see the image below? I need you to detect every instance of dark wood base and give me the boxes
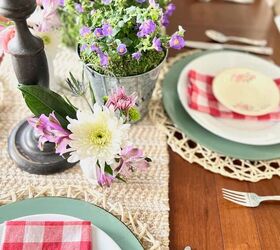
[8,119,76,175]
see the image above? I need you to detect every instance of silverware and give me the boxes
[205,29,267,46]
[222,188,280,207]
[199,0,254,3]
[185,41,273,55]
[224,0,254,3]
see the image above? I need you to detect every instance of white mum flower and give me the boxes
[67,104,130,172]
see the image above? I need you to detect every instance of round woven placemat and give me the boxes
[149,50,280,182]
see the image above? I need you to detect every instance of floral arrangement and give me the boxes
[0,0,62,62]
[19,76,150,187]
[63,0,185,77]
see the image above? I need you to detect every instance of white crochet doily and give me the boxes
[149,51,280,182]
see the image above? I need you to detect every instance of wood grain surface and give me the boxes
[167,0,280,249]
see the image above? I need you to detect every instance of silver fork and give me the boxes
[222,188,280,207]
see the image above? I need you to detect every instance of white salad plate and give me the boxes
[177,51,280,145]
[0,214,121,250]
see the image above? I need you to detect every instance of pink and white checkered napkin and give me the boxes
[0,221,92,250]
[187,70,280,121]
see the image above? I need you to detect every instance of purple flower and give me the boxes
[169,34,185,50]
[28,112,71,156]
[102,0,112,5]
[59,0,65,6]
[117,43,127,55]
[137,20,156,37]
[102,23,113,36]
[75,3,84,13]
[106,87,137,111]
[96,167,115,187]
[136,0,146,3]
[98,51,109,67]
[166,3,176,16]
[115,146,149,177]
[161,14,169,27]
[80,44,87,52]
[149,0,159,8]
[80,26,91,37]
[90,44,100,53]
[94,28,103,38]
[152,37,162,51]
[132,51,142,61]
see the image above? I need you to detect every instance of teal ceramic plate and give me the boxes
[0,197,143,250]
[162,50,280,160]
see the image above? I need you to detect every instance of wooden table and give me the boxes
[167,0,280,249]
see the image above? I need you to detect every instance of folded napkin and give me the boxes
[187,70,280,120]
[1,221,92,250]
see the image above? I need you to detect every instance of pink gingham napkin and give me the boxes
[187,70,280,121]
[0,221,92,250]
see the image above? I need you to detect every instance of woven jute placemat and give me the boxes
[149,50,280,183]
[0,47,170,250]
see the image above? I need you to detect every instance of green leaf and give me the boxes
[18,84,77,129]
[64,96,78,111]
[116,175,126,182]
[104,163,113,175]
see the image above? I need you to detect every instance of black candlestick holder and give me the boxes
[0,0,75,174]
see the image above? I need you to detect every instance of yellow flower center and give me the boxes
[89,124,112,147]
[42,35,51,45]
[174,39,179,45]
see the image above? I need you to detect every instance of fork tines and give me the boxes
[222,188,250,206]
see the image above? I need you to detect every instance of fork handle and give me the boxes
[260,196,280,202]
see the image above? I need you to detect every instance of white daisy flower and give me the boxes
[67,104,130,174]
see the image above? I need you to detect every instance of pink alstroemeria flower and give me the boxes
[96,167,115,187]
[116,146,149,177]
[0,26,15,53]
[0,16,12,63]
[29,0,61,32]
[28,112,71,156]
[106,87,137,111]
[0,25,4,63]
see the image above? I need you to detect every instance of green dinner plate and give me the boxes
[162,50,280,160]
[0,197,143,250]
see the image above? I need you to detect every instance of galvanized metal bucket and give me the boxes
[83,55,167,118]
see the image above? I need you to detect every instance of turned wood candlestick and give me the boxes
[0,0,75,174]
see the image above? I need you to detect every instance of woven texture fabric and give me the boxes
[1,221,92,250]
[187,70,280,120]
[149,50,280,182]
[0,47,170,250]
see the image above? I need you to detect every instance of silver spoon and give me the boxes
[199,0,254,3]
[205,29,267,46]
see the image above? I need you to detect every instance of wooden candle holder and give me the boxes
[0,0,75,174]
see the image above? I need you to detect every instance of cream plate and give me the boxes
[177,51,280,145]
[0,214,121,250]
[212,68,280,116]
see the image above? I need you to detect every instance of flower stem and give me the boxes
[82,95,94,113]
